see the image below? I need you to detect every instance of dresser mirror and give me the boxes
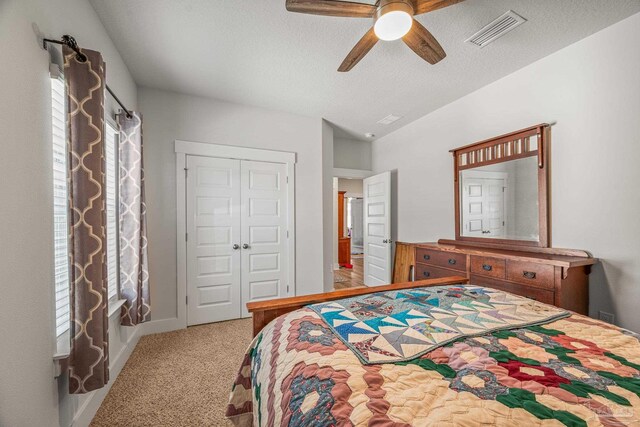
[452,124,550,247]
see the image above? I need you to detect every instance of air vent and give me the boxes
[377,114,402,125]
[465,10,526,48]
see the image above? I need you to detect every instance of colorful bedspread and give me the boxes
[308,285,570,364]
[227,288,640,426]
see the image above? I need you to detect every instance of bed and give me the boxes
[226,278,640,426]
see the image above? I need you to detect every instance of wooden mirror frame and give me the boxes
[452,124,551,248]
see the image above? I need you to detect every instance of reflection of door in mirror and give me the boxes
[461,172,506,238]
[460,156,540,242]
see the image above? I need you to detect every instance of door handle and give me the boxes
[242,244,250,249]
[232,244,240,250]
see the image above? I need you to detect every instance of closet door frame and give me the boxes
[175,140,296,329]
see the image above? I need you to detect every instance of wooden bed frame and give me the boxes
[246,276,468,337]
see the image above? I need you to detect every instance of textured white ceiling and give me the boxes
[90,0,640,140]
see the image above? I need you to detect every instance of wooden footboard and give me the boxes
[246,276,468,337]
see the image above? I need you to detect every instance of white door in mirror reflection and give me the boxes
[462,173,506,238]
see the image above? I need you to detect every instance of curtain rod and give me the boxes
[43,35,133,119]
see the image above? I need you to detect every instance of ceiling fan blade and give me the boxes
[402,19,446,65]
[338,27,378,72]
[286,0,377,18]
[411,0,464,16]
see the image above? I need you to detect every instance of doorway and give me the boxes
[334,178,365,289]
[332,171,393,289]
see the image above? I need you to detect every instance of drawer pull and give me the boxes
[482,264,493,272]
[423,254,430,260]
[423,271,430,277]
[523,271,537,280]
[448,259,456,265]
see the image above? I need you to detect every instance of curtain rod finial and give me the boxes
[61,35,87,62]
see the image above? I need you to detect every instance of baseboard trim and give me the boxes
[140,317,185,336]
[72,326,141,426]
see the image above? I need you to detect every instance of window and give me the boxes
[51,77,120,338]
[51,77,69,338]
[105,124,119,302]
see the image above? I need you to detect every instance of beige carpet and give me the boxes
[91,318,253,426]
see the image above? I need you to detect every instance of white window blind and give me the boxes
[105,124,119,301]
[52,78,120,338]
[51,78,69,337]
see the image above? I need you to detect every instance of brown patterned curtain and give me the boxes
[118,112,150,325]
[64,46,109,394]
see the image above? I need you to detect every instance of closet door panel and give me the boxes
[186,156,241,325]
[240,160,288,317]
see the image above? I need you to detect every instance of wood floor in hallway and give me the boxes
[333,255,366,290]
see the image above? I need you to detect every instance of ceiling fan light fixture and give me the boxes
[374,0,414,41]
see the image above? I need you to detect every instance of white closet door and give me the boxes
[186,156,241,326]
[240,160,288,317]
[363,171,391,286]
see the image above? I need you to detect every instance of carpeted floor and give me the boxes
[91,318,253,426]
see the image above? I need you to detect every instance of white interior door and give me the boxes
[461,175,506,238]
[363,171,391,286]
[240,160,289,317]
[485,178,506,237]
[186,156,241,326]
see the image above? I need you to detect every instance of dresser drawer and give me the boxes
[415,248,466,272]
[415,263,461,281]
[507,261,555,290]
[470,256,506,279]
[471,275,555,305]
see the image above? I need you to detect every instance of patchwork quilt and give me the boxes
[227,287,640,426]
[308,285,570,364]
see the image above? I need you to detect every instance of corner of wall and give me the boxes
[322,121,335,293]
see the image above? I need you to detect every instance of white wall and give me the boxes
[338,178,363,198]
[322,121,335,292]
[332,177,339,272]
[0,0,139,426]
[372,13,640,332]
[334,137,372,170]
[139,87,330,321]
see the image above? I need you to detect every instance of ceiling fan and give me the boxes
[286,0,463,72]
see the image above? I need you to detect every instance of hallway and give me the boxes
[333,255,365,290]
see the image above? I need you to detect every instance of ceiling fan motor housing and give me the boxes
[375,0,415,22]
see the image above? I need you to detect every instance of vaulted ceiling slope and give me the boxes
[90,0,640,140]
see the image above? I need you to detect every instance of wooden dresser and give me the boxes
[394,241,597,315]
